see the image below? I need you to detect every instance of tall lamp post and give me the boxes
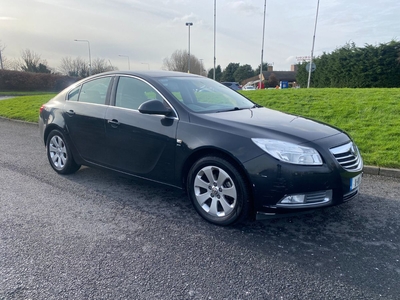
[74,39,91,76]
[307,0,320,88]
[213,0,216,80]
[185,22,193,73]
[119,54,130,70]
[260,0,267,89]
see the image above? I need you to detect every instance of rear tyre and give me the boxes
[46,130,80,175]
[187,156,250,226]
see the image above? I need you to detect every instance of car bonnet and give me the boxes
[201,107,343,144]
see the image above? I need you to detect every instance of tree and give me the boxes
[221,63,240,82]
[91,58,117,75]
[0,41,5,69]
[296,40,400,88]
[162,49,203,75]
[254,62,270,75]
[60,56,89,77]
[233,64,254,84]
[20,49,51,73]
[207,65,222,81]
[267,73,279,87]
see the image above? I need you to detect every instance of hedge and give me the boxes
[0,70,80,92]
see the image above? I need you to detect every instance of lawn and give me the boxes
[0,88,398,168]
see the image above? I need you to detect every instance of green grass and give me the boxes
[241,88,400,169]
[0,89,399,168]
[0,91,55,96]
[0,94,56,123]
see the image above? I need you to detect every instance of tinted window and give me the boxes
[156,77,254,113]
[78,77,111,104]
[115,76,161,110]
[67,86,80,101]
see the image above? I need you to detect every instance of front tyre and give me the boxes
[46,130,80,175]
[187,156,250,226]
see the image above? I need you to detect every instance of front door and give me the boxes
[104,76,178,184]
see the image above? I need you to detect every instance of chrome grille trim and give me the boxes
[330,142,363,171]
[305,191,329,203]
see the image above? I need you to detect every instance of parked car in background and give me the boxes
[242,85,256,91]
[221,82,241,91]
[39,71,363,226]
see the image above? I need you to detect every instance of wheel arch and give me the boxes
[181,147,254,200]
[43,123,65,146]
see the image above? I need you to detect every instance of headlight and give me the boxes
[251,139,323,165]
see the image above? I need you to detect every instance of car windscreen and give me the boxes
[155,76,255,113]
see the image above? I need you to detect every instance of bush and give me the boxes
[0,70,79,92]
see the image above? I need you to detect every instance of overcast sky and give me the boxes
[1,0,399,73]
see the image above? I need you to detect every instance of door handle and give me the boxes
[107,119,120,127]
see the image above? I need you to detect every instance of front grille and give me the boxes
[330,142,362,171]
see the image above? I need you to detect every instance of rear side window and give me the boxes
[67,86,80,101]
[75,77,111,104]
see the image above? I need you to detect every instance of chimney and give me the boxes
[268,65,273,71]
[291,64,298,72]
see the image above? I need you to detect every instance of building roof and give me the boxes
[261,71,297,82]
[242,70,297,85]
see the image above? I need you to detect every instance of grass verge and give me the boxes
[0,89,399,168]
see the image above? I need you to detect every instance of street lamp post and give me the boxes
[185,22,193,73]
[260,0,267,89]
[74,39,91,76]
[213,0,216,80]
[119,54,130,70]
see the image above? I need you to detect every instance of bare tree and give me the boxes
[60,56,89,77]
[60,57,117,77]
[162,49,204,75]
[91,58,117,74]
[19,49,51,73]
[0,41,5,69]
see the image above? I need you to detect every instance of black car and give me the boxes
[39,71,363,226]
[221,82,242,91]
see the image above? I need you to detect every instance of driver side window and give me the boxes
[115,77,160,110]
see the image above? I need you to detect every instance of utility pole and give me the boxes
[186,22,193,73]
[307,0,320,88]
[260,0,267,89]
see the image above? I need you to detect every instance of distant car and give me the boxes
[39,71,363,226]
[242,85,256,90]
[221,82,241,91]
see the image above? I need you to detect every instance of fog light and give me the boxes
[280,195,305,204]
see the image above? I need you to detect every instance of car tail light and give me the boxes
[39,105,45,114]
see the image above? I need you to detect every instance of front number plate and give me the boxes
[350,174,362,191]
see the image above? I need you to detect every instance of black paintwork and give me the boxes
[39,71,363,215]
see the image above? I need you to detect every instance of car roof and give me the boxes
[98,70,202,80]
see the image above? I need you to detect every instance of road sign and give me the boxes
[306,62,316,72]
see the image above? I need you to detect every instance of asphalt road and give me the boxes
[1,118,399,300]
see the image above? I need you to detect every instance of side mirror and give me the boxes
[138,99,173,117]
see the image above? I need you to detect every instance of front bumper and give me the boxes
[243,141,363,215]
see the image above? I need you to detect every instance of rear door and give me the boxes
[63,76,113,164]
